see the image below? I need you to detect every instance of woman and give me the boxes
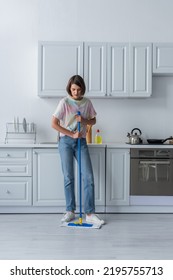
[52,75,104,225]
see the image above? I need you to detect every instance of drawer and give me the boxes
[0,163,31,176]
[0,149,31,162]
[0,177,32,205]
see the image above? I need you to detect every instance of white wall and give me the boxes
[0,0,173,143]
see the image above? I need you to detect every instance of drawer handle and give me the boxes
[6,190,10,194]
[6,154,10,157]
[6,168,11,172]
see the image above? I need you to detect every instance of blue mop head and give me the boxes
[67,222,94,228]
[61,220,102,229]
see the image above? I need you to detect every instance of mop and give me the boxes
[61,111,102,229]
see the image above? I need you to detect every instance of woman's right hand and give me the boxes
[72,131,81,139]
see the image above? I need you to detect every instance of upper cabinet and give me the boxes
[129,43,152,98]
[84,42,107,97]
[107,43,129,97]
[38,41,152,98]
[84,42,129,97]
[153,43,173,74]
[88,42,151,98]
[38,41,83,97]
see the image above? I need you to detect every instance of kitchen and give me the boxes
[1,0,173,265]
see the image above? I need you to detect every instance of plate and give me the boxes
[23,118,27,132]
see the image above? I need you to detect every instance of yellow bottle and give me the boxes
[94,129,102,144]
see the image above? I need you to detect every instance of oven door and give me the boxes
[130,158,173,195]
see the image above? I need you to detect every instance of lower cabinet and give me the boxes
[87,147,105,211]
[33,147,106,211]
[0,148,32,206]
[0,147,130,212]
[33,148,65,206]
[106,148,130,207]
[0,177,32,206]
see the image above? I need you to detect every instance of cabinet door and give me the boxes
[106,148,130,206]
[0,177,32,206]
[129,43,152,97]
[153,43,173,74]
[84,42,106,97]
[74,147,105,212]
[33,149,65,206]
[107,43,129,97]
[38,41,83,97]
[89,147,105,207]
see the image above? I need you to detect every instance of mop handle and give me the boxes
[77,111,82,223]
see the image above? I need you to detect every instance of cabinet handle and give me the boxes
[6,153,10,157]
[6,168,11,172]
[6,190,10,194]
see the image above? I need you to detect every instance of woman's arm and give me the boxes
[51,116,81,139]
[75,116,96,126]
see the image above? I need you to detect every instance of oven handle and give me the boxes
[139,160,170,165]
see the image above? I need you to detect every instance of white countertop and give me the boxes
[0,142,173,149]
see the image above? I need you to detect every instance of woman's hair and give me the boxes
[66,75,86,96]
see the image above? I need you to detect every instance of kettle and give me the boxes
[127,128,142,144]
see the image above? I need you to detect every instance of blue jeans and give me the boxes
[59,136,95,214]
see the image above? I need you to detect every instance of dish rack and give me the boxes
[5,122,36,143]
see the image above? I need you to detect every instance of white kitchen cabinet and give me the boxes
[38,41,83,97]
[33,147,105,211]
[87,146,105,210]
[84,42,107,97]
[153,43,173,74]
[129,43,152,97]
[33,148,65,206]
[106,148,130,208]
[0,148,32,206]
[38,41,152,98]
[0,177,32,206]
[107,43,129,97]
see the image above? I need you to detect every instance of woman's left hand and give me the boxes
[75,115,82,123]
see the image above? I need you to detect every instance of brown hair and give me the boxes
[66,75,86,96]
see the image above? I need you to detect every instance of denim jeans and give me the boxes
[59,136,95,214]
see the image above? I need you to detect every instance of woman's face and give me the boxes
[70,84,83,100]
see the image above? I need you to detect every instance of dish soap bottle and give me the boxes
[94,129,102,144]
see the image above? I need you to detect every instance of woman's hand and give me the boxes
[72,131,82,139]
[75,115,82,123]
[75,115,96,126]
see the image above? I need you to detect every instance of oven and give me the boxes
[130,149,173,197]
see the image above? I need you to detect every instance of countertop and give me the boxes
[0,142,173,149]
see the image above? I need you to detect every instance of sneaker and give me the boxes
[61,212,75,223]
[86,214,105,225]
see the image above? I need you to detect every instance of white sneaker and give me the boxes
[86,214,105,225]
[61,212,75,223]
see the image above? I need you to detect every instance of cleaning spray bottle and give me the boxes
[94,129,102,144]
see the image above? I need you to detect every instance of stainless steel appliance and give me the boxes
[130,148,173,196]
[127,128,142,144]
